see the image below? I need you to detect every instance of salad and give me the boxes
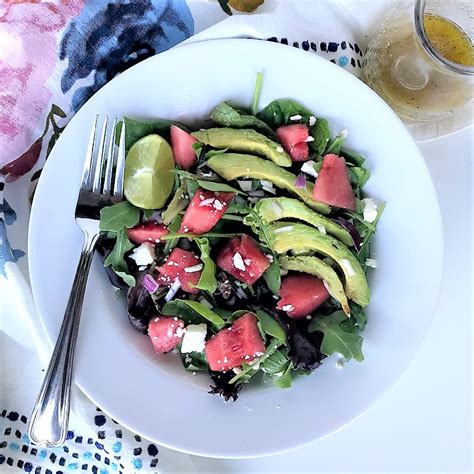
[98,74,384,401]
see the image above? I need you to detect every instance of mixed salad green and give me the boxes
[98,74,384,400]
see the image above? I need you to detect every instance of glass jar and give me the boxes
[364,0,473,138]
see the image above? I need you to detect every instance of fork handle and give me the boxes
[29,232,100,447]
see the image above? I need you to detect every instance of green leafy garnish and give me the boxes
[310,118,331,156]
[123,117,175,152]
[164,214,182,254]
[173,170,242,194]
[261,349,288,374]
[162,180,189,225]
[99,201,140,232]
[251,72,263,116]
[195,238,218,293]
[258,99,312,128]
[325,131,346,155]
[181,351,209,372]
[348,166,371,189]
[309,311,364,362]
[162,299,225,330]
[210,102,275,137]
[342,149,366,166]
[272,361,293,389]
[104,228,135,286]
[263,257,281,295]
[255,310,286,343]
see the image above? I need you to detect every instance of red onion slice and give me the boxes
[295,173,307,188]
[333,217,362,250]
[142,274,159,294]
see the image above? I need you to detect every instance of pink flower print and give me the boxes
[0,0,84,175]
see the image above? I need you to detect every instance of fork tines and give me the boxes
[81,116,125,200]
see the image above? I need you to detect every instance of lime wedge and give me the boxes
[124,134,175,209]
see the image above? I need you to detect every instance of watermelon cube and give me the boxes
[148,316,185,354]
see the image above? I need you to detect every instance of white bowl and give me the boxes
[29,39,443,458]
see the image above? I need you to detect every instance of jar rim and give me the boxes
[414,0,474,76]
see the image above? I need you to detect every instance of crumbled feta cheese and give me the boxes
[184,264,203,273]
[276,145,284,153]
[301,160,318,178]
[365,258,377,268]
[199,197,215,207]
[274,225,294,233]
[304,136,315,142]
[306,315,312,320]
[130,242,155,266]
[290,114,302,121]
[232,252,246,271]
[282,304,295,312]
[213,200,224,210]
[175,326,185,338]
[237,180,253,192]
[249,358,261,370]
[192,371,197,376]
[340,259,356,276]
[180,323,207,353]
[362,198,378,223]
[309,116,316,126]
[317,225,327,234]
[244,258,252,266]
[232,367,242,374]
[339,128,349,139]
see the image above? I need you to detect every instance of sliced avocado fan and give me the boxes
[206,153,330,214]
[279,255,350,315]
[193,128,292,167]
[269,222,370,307]
[255,197,353,247]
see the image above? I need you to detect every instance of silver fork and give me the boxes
[28,116,126,447]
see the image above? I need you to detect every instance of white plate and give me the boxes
[29,39,443,458]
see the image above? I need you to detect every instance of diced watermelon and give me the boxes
[205,313,265,371]
[216,234,271,285]
[312,154,356,210]
[276,124,309,161]
[170,124,197,170]
[179,188,234,234]
[276,274,330,319]
[127,221,169,244]
[155,247,202,293]
[148,316,185,353]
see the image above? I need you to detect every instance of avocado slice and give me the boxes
[192,128,292,167]
[206,153,330,214]
[279,255,350,315]
[255,197,353,246]
[269,222,369,306]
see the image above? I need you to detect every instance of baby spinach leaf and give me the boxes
[325,132,345,155]
[162,299,225,330]
[174,169,242,194]
[348,166,371,189]
[255,309,286,343]
[195,238,218,293]
[257,99,313,128]
[124,117,174,152]
[210,102,275,137]
[342,149,366,166]
[162,180,189,225]
[310,118,331,156]
[261,349,289,374]
[104,229,136,287]
[273,361,293,389]
[309,311,364,362]
[263,257,281,295]
[99,201,140,232]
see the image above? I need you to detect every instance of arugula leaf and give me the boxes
[181,351,209,372]
[257,99,313,128]
[251,71,263,116]
[162,299,225,330]
[210,102,275,137]
[173,170,242,194]
[273,361,293,389]
[195,238,218,293]
[164,214,182,254]
[349,302,367,330]
[325,132,345,155]
[228,338,281,384]
[309,311,364,362]
[310,118,331,156]
[162,180,189,225]
[261,349,289,374]
[124,117,175,152]
[255,310,286,343]
[104,229,136,286]
[263,257,281,295]
[357,201,386,261]
[99,201,140,232]
[342,148,366,166]
[348,166,371,189]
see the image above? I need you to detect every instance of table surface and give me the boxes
[186,126,473,473]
